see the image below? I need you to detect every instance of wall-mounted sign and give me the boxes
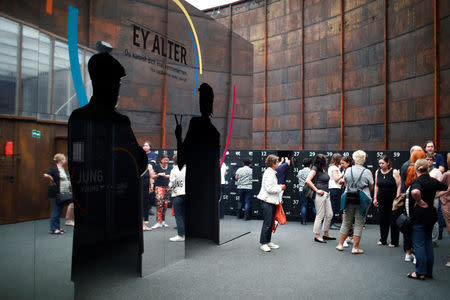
[32,130,41,138]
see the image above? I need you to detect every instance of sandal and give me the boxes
[388,244,397,248]
[406,272,425,280]
[336,245,344,251]
[50,229,64,235]
[351,248,364,254]
[59,229,66,233]
[377,241,385,246]
[445,261,450,268]
[143,226,152,231]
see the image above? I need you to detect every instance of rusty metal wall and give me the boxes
[0,0,253,223]
[209,0,450,151]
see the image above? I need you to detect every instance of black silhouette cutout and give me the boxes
[176,83,220,243]
[68,53,147,282]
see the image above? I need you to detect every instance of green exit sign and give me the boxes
[32,129,41,138]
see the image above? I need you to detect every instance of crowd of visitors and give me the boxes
[43,139,449,279]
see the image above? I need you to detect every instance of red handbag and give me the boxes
[272,204,286,233]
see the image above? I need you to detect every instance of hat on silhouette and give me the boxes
[88,52,126,82]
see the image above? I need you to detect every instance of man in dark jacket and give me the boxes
[68,53,147,281]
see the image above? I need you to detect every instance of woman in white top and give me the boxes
[328,153,344,229]
[257,155,286,252]
[169,154,186,241]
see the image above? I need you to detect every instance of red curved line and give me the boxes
[220,85,236,167]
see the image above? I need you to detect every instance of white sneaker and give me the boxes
[162,221,169,227]
[343,240,349,248]
[260,244,271,252]
[345,237,353,244]
[151,222,163,229]
[405,253,414,262]
[169,235,185,242]
[268,242,280,249]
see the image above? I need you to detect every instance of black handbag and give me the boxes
[396,212,412,234]
[302,183,315,201]
[56,192,73,205]
[302,171,316,201]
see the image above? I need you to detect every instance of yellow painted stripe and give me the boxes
[172,0,203,74]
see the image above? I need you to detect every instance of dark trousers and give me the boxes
[438,201,444,234]
[260,201,276,245]
[300,191,316,223]
[173,195,185,236]
[142,183,150,221]
[50,196,63,231]
[329,188,342,225]
[219,185,225,219]
[403,232,413,252]
[237,189,252,218]
[412,224,434,276]
[379,202,399,245]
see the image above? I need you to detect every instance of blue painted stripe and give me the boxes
[189,31,198,94]
[68,5,88,107]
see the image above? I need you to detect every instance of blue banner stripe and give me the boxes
[68,5,88,107]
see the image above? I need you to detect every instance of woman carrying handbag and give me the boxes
[257,155,286,252]
[43,153,72,235]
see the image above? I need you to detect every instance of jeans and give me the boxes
[329,188,342,225]
[412,224,434,276]
[50,196,63,231]
[173,195,185,236]
[237,189,252,218]
[438,201,444,235]
[300,191,316,222]
[260,201,276,245]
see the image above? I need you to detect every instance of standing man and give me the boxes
[425,140,447,173]
[235,158,253,220]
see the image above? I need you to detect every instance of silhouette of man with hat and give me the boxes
[68,52,147,282]
[176,83,220,244]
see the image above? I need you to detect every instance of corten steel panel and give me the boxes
[0,0,253,223]
[210,0,449,151]
[87,0,254,149]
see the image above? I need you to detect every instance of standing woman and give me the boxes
[43,153,71,235]
[436,153,450,267]
[151,154,172,229]
[257,155,286,252]
[403,149,427,262]
[339,155,354,248]
[407,159,447,280]
[373,155,401,247]
[328,153,343,230]
[306,154,335,243]
[169,154,186,241]
[336,150,374,254]
[142,142,154,231]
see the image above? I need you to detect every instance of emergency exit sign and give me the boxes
[32,130,41,138]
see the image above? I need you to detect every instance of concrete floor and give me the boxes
[1,218,449,300]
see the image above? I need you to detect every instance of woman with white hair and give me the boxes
[336,150,374,254]
[43,153,71,235]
